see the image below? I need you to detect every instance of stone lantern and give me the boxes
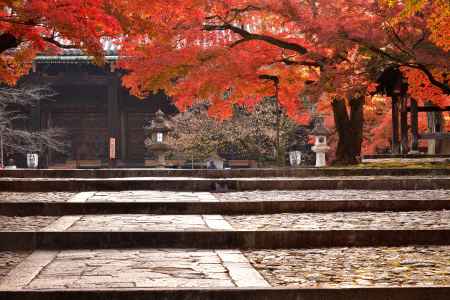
[144,110,172,168]
[206,152,225,170]
[311,117,330,167]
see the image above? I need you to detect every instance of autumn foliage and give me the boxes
[0,0,121,84]
[1,0,449,162]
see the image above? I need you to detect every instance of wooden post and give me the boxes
[400,96,409,154]
[108,75,120,167]
[391,95,400,154]
[410,99,419,154]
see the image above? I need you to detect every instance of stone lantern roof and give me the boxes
[145,110,172,134]
[311,117,330,136]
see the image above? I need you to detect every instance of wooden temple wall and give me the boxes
[24,62,176,168]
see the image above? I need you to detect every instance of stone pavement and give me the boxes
[1,249,268,289]
[0,175,449,299]
[214,190,450,201]
[2,190,448,203]
[245,246,450,287]
[225,211,450,230]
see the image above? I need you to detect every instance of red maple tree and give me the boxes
[116,0,448,164]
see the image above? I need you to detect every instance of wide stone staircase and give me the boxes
[0,168,449,299]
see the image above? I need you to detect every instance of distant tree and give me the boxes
[167,98,297,166]
[0,85,66,165]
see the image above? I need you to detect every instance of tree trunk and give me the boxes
[332,97,364,165]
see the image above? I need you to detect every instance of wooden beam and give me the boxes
[400,96,409,154]
[391,95,400,154]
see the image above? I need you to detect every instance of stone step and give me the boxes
[1,230,449,250]
[1,287,449,300]
[1,199,449,216]
[1,176,449,191]
[0,246,449,299]
[1,167,449,178]
[3,211,449,231]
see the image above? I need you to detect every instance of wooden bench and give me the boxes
[76,160,103,169]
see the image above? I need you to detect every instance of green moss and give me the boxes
[328,161,450,169]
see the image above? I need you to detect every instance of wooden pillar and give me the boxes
[30,101,41,131]
[410,99,419,154]
[400,96,409,154]
[108,75,120,167]
[391,95,400,154]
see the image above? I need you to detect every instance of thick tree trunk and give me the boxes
[332,97,364,165]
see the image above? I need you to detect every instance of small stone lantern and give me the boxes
[144,110,172,168]
[311,117,330,167]
[206,153,225,170]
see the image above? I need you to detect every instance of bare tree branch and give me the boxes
[0,85,67,156]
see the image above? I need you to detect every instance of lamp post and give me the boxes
[144,110,172,168]
[311,117,330,167]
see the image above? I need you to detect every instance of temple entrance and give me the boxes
[49,111,108,167]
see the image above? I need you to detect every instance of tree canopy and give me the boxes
[0,0,448,162]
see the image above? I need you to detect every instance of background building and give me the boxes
[22,49,176,168]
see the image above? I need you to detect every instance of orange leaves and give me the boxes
[0,47,35,85]
[0,0,123,83]
[401,68,450,107]
[428,0,450,51]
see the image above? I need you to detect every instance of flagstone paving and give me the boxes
[1,187,449,292]
[1,249,269,289]
[245,246,450,287]
[225,210,450,230]
[67,215,212,231]
[0,251,30,281]
[85,191,218,202]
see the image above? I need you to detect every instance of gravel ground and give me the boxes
[0,216,58,231]
[0,251,30,281]
[0,192,76,202]
[214,190,450,201]
[245,246,450,287]
[225,210,450,230]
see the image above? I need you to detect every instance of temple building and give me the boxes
[22,49,176,168]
